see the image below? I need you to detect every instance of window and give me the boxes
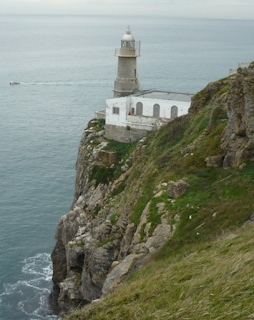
[131,108,135,115]
[171,105,178,119]
[113,107,119,115]
[136,102,143,116]
[153,104,160,118]
[121,40,135,48]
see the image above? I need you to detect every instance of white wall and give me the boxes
[106,94,190,130]
[131,96,190,118]
[106,97,128,127]
[126,115,155,130]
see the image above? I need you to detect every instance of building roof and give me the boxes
[121,27,135,42]
[133,90,193,102]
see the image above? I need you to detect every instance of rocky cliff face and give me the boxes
[50,120,177,315]
[51,62,254,316]
[221,63,254,167]
[191,62,254,169]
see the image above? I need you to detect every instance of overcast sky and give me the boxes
[0,0,253,20]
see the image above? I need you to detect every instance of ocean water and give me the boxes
[0,14,254,319]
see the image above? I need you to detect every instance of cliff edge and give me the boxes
[51,62,254,317]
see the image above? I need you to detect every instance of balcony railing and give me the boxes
[115,41,141,57]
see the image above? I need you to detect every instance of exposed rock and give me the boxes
[131,202,150,245]
[96,150,117,167]
[189,79,226,115]
[221,63,254,167]
[102,253,142,296]
[244,213,254,227]
[58,271,85,314]
[156,202,165,212]
[154,190,164,198]
[51,64,254,316]
[119,223,135,258]
[86,184,106,212]
[145,222,171,254]
[205,155,224,167]
[184,64,254,168]
[51,121,176,316]
[167,179,189,198]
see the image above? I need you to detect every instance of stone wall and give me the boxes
[105,124,148,142]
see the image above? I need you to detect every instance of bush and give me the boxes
[89,165,114,186]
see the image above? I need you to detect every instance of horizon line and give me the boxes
[0,14,254,21]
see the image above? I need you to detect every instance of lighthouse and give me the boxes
[100,27,193,143]
[113,27,141,97]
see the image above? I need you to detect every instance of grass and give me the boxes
[131,193,151,226]
[64,81,254,320]
[103,139,136,158]
[111,178,127,196]
[156,164,254,256]
[103,139,137,179]
[66,223,254,320]
[87,118,105,132]
[88,139,136,186]
[109,212,119,225]
[215,84,230,98]
[146,193,169,236]
[89,165,114,186]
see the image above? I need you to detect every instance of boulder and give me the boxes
[102,253,141,296]
[205,155,224,167]
[167,179,189,198]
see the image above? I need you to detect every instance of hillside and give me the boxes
[51,62,254,319]
[66,223,254,320]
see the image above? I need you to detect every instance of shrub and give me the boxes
[89,165,114,186]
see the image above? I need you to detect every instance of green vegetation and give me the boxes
[215,84,230,98]
[90,118,105,132]
[88,138,137,187]
[147,193,169,236]
[88,139,136,186]
[111,178,127,197]
[158,165,254,257]
[66,224,254,320]
[109,212,119,225]
[66,83,254,319]
[98,237,113,247]
[131,193,151,225]
[104,139,137,178]
[89,165,114,187]
[103,139,136,157]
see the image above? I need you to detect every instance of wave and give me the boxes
[19,79,109,86]
[0,253,59,320]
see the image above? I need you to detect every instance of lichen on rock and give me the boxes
[50,63,254,317]
[221,63,254,167]
[50,119,174,316]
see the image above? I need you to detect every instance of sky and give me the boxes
[0,0,253,20]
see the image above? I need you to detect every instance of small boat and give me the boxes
[10,81,20,85]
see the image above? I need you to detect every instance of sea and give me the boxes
[0,14,254,320]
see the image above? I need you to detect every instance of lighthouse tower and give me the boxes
[113,27,141,97]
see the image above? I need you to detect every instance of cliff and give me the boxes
[51,62,254,318]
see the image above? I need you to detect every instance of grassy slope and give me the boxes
[67,224,254,320]
[65,86,254,319]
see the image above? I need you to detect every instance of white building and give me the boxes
[105,90,193,141]
[96,28,193,142]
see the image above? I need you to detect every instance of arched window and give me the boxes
[171,105,178,119]
[153,104,160,118]
[136,102,143,116]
